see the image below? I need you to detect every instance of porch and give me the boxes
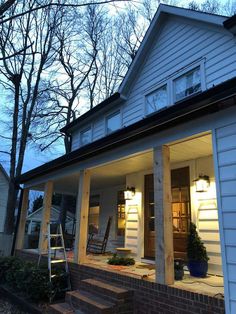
[15,128,226,312]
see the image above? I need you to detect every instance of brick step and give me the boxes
[66,290,115,314]
[49,302,75,314]
[80,278,132,301]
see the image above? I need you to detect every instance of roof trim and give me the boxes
[119,4,227,95]
[17,77,236,185]
[60,92,121,133]
[223,14,236,34]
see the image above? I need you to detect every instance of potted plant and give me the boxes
[174,259,185,280]
[187,222,209,277]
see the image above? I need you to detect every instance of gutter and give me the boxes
[17,77,236,184]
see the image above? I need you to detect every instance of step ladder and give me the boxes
[38,222,71,300]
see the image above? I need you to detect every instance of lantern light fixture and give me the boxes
[124,186,136,200]
[194,174,210,193]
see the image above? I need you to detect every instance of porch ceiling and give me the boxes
[31,133,212,194]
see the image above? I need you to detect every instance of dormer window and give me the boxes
[174,67,201,102]
[145,85,168,115]
[106,111,121,134]
[80,127,92,146]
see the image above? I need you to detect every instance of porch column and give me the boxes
[38,181,53,253]
[74,169,90,264]
[15,188,29,250]
[153,145,174,285]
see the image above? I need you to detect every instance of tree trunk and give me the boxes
[4,180,19,234]
[4,78,20,235]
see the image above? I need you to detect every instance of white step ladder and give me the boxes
[38,222,71,297]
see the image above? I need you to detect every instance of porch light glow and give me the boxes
[124,187,135,200]
[194,175,210,193]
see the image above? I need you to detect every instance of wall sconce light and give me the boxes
[194,175,210,193]
[124,187,135,200]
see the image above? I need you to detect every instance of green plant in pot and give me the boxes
[187,222,209,277]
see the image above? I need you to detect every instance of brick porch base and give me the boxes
[16,250,225,314]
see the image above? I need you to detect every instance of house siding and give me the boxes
[70,16,236,150]
[0,171,8,233]
[214,121,236,314]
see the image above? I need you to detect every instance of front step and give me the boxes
[66,290,115,314]
[49,302,75,314]
[81,278,131,301]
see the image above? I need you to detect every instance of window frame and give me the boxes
[143,59,206,117]
[105,110,121,135]
[173,66,202,103]
[80,126,92,147]
[145,84,168,116]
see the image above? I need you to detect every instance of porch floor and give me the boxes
[24,249,224,299]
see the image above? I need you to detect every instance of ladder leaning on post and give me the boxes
[38,222,71,299]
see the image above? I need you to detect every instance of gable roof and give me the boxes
[61,4,229,134]
[119,4,228,95]
[27,205,74,220]
[0,164,9,182]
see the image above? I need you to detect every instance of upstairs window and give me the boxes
[174,67,201,102]
[80,127,92,146]
[106,111,121,134]
[145,85,168,115]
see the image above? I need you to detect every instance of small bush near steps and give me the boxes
[107,254,135,266]
[0,256,68,302]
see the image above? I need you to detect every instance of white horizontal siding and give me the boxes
[125,204,140,254]
[123,16,236,127]
[198,198,222,275]
[215,121,236,314]
[93,120,104,141]
[71,129,80,151]
[0,171,8,233]
[70,16,236,150]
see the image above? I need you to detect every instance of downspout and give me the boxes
[11,186,23,256]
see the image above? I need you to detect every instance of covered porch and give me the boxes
[15,130,225,299]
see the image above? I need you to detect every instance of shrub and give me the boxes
[187,222,209,262]
[107,254,135,266]
[0,256,68,302]
[0,257,24,284]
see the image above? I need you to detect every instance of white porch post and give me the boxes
[153,145,174,285]
[15,188,29,250]
[74,169,90,264]
[38,181,53,253]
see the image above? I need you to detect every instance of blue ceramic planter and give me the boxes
[188,260,208,277]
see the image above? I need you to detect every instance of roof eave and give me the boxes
[60,92,123,134]
[223,14,236,34]
[17,76,236,185]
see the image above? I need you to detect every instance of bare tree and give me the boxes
[0,1,63,234]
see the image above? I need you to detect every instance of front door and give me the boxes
[144,167,191,259]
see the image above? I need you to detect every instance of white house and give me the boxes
[0,164,9,233]
[26,205,75,236]
[15,5,236,313]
